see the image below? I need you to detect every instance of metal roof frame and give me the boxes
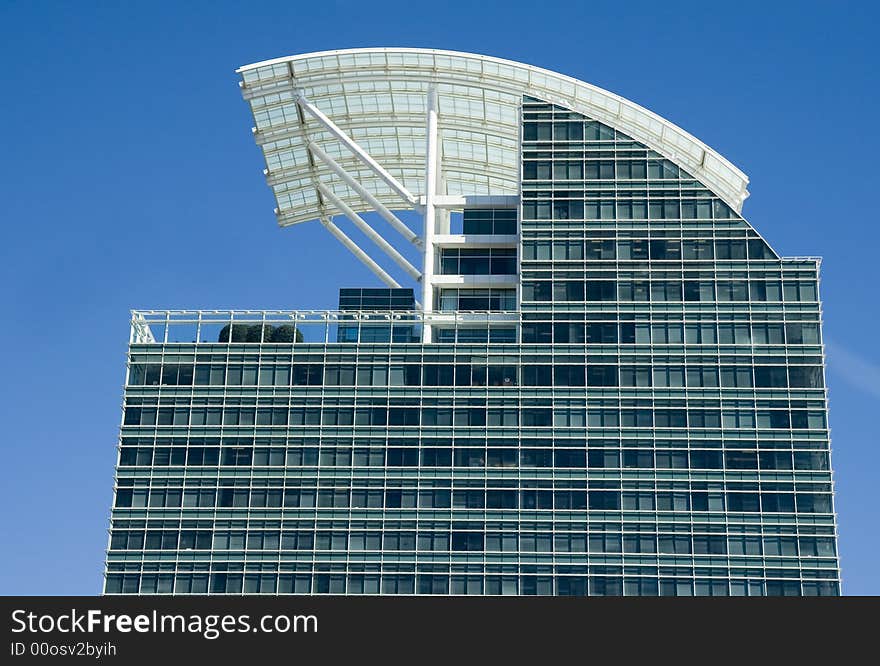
[237,47,750,228]
[236,48,753,336]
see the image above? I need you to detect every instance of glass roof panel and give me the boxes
[238,48,749,228]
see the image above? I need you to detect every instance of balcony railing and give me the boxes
[131,310,519,345]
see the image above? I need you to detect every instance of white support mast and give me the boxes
[421,85,440,342]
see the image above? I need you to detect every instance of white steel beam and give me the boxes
[422,86,439,341]
[295,93,420,209]
[433,234,518,248]
[308,142,422,246]
[425,194,520,210]
[319,216,401,288]
[317,183,422,281]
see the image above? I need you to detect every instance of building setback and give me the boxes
[104,49,840,595]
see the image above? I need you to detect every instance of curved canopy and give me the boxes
[237,48,750,227]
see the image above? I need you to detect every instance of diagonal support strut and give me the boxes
[295,92,420,210]
[308,142,422,247]
[317,183,422,281]
[319,216,401,289]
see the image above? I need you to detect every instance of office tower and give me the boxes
[105,49,839,595]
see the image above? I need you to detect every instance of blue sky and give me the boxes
[1,0,877,594]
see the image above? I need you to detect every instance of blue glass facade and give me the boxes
[104,97,839,596]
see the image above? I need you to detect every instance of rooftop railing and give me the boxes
[130,310,518,345]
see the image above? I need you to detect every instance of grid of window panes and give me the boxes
[103,98,839,597]
[517,97,837,595]
[339,289,415,311]
[337,289,417,344]
[461,208,518,235]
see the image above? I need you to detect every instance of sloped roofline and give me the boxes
[237,47,749,226]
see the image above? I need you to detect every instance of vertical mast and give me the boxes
[421,85,440,342]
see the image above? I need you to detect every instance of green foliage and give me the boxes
[246,324,273,343]
[218,322,302,343]
[271,324,303,343]
[218,323,251,343]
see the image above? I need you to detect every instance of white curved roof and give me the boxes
[237,48,750,226]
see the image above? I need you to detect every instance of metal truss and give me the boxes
[281,86,503,342]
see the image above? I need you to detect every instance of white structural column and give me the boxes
[437,164,450,234]
[317,183,422,280]
[295,93,420,209]
[319,216,401,288]
[421,86,439,342]
[308,142,422,246]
